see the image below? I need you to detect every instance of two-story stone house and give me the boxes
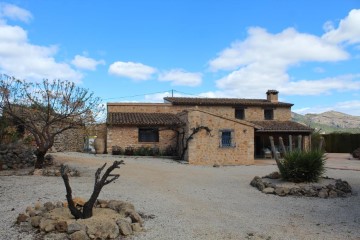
[106,90,312,165]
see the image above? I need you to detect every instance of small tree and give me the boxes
[0,74,103,169]
[61,161,124,219]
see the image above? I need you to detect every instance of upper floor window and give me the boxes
[235,108,245,120]
[264,109,274,120]
[138,128,159,142]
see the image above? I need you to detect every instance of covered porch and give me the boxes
[251,120,313,159]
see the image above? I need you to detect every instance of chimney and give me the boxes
[266,90,279,103]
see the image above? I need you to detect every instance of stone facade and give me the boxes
[106,126,176,153]
[106,91,312,165]
[53,127,84,152]
[107,103,291,121]
[179,110,255,165]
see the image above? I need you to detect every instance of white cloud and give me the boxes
[0,24,82,82]
[322,9,360,44]
[108,61,157,80]
[279,74,360,96]
[209,27,348,71]
[293,100,360,116]
[207,16,360,98]
[0,3,32,23]
[0,4,82,83]
[71,55,105,71]
[158,69,202,86]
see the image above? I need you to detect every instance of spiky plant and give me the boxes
[279,150,326,182]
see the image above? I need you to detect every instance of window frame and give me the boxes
[138,127,159,143]
[219,129,236,148]
[264,108,274,120]
[235,108,245,120]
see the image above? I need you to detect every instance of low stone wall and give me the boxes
[53,128,84,152]
[0,143,35,170]
[250,173,352,198]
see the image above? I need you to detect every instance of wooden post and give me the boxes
[279,137,287,155]
[289,135,292,152]
[269,136,281,169]
[319,136,324,151]
[298,135,302,151]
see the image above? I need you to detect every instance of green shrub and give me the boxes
[278,150,326,182]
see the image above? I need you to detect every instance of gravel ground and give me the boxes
[1,152,360,240]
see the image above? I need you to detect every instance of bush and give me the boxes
[353,147,360,159]
[124,146,135,156]
[278,150,326,182]
[112,146,122,155]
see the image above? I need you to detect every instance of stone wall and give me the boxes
[53,127,84,152]
[106,126,177,154]
[107,103,292,121]
[0,143,35,170]
[183,110,255,165]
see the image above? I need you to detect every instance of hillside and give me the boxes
[292,111,360,134]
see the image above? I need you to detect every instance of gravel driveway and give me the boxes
[1,153,360,240]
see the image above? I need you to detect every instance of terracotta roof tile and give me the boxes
[164,97,293,107]
[251,121,313,132]
[107,112,184,126]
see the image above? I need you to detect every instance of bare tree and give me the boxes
[61,160,124,219]
[0,74,103,169]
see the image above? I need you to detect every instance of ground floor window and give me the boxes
[219,129,235,147]
[138,127,159,142]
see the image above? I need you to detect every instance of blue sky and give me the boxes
[0,1,360,115]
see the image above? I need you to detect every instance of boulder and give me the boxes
[250,176,265,191]
[67,222,84,234]
[318,189,328,198]
[70,230,89,240]
[262,187,275,194]
[117,219,133,236]
[17,213,29,224]
[40,219,56,232]
[30,216,42,228]
[86,218,119,239]
[107,200,135,215]
[55,221,68,232]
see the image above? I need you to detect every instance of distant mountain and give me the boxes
[292,111,360,134]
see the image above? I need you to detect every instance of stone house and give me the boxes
[106,90,313,165]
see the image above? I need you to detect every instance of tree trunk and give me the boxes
[34,150,46,169]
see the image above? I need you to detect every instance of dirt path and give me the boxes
[50,152,360,240]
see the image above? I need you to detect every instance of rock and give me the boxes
[55,221,68,232]
[44,233,68,240]
[55,201,64,208]
[34,201,42,210]
[67,222,84,234]
[335,179,352,193]
[44,202,56,211]
[17,213,29,224]
[328,190,338,198]
[275,187,289,196]
[26,206,33,213]
[19,221,32,232]
[86,218,119,239]
[33,169,43,176]
[262,187,275,194]
[107,200,135,215]
[30,216,42,228]
[264,171,281,179]
[40,219,56,232]
[250,176,265,191]
[126,209,144,226]
[70,230,89,240]
[131,222,142,232]
[318,189,328,198]
[28,210,36,217]
[117,219,133,236]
